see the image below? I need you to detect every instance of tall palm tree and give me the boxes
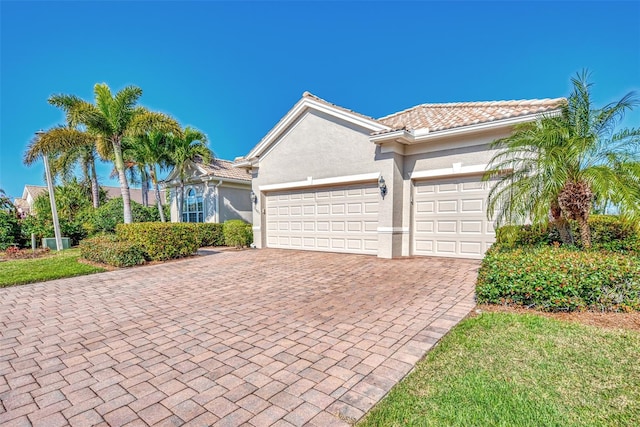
[485,71,640,248]
[124,130,172,222]
[166,127,213,222]
[49,83,180,223]
[24,126,102,208]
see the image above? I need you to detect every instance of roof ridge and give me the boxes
[302,91,383,124]
[378,97,566,120]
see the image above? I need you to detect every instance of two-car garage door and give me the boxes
[265,183,380,255]
[413,175,495,259]
[263,175,495,259]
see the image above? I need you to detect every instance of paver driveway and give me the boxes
[1,249,478,426]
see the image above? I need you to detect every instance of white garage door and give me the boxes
[413,175,495,259]
[265,183,379,255]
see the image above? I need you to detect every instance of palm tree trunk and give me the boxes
[150,165,165,222]
[550,201,573,245]
[140,165,149,207]
[578,215,592,248]
[178,179,185,222]
[113,142,133,224]
[89,158,100,208]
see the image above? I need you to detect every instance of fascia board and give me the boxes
[245,97,390,161]
[258,172,380,192]
[411,163,489,180]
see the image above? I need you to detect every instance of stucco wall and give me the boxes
[404,128,509,174]
[219,185,253,223]
[253,110,382,187]
[167,181,252,224]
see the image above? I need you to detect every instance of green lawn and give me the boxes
[359,313,640,427]
[0,248,105,287]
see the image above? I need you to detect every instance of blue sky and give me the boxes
[1,0,639,201]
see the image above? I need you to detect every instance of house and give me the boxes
[234,92,564,259]
[14,184,166,217]
[162,158,252,224]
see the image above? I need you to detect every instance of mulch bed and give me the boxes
[475,304,640,332]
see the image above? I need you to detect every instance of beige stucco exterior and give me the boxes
[164,161,252,225]
[236,93,559,259]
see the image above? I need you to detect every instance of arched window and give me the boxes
[182,188,204,222]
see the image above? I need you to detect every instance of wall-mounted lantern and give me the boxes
[250,190,258,205]
[378,176,387,198]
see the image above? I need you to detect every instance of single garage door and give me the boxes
[413,175,495,259]
[265,183,379,255]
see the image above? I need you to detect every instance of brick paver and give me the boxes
[0,249,477,426]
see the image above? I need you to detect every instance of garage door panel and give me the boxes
[460,220,482,233]
[461,199,483,212]
[266,183,379,255]
[437,200,458,213]
[413,175,495,259]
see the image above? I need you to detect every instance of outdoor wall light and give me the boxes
[378,176,387,198]
[250,190,258,204]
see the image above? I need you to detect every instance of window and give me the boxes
[182,188,204,222]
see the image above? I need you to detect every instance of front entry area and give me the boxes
[264,182,380,255]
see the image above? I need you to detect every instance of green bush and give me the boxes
[86,197,164,234]
[494,215,639,252]
[79,235,145,267]
[477,246,640,312]
[223,220,253,248]
[116,223,198,261]
[188,223,225,247]
[0,211,21,250]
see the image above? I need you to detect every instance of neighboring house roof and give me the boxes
[376,98,566,134]
[164,158,252,184]
[196,158,252,182]
[17,184,164,212]
[24,185,47,201]
[235,92,566,166]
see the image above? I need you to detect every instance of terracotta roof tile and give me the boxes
[196,158,252,182]
[377,98,566,134]
[302,92,383,125]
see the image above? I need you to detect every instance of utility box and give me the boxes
[42,237,71,250]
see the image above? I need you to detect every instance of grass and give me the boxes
[0,248,105,287]
[358,313,640,427]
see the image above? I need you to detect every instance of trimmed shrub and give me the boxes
[477,246,640,312]
[190,223,225,247]
[223,220,253,248]
[116,223,198,261]
[494,215,639,252]
[79,235,145,267]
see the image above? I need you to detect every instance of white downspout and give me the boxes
[214,180,223,223]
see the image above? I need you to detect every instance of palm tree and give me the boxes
[48,83,180,223]
[485,71,640,248]
[166,127,213,222]
[24,126,102,208]
[123,130,170,221]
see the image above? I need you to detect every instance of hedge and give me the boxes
[116,223,199,261]
[79,235,145,267]
[188,223,225,247]
[476,246,640,312]
[223,220,253,248]
[495,215,639,252]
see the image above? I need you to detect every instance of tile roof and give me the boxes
[196,158,252,182]
[302,92,383,125]
[20,185,165,206]
[25,185,47,199]
[377,98,566,134]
